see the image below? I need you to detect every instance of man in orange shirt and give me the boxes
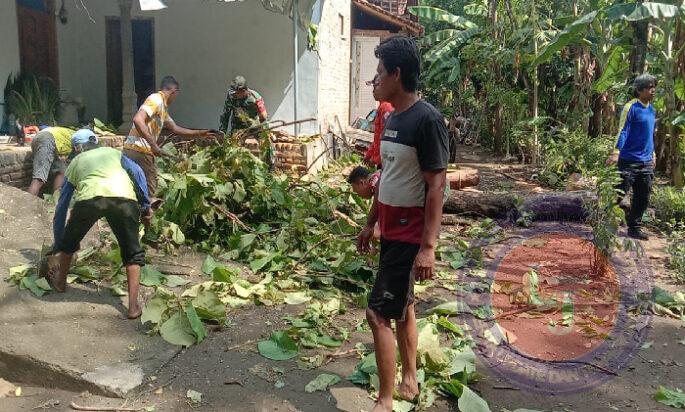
[364,75,394,169]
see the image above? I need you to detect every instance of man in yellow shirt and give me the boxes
[28,126,76,197]
[123,76,220,195]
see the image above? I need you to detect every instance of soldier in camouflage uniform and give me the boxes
[219,75,268,136]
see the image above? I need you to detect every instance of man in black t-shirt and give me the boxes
[357,36,449,412]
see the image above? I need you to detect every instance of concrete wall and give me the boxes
[56,0,328,134]
[316,0,351,132]
[0,1,21,115]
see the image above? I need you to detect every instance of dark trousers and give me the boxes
[58,197,145,266]
[616,160,653,229]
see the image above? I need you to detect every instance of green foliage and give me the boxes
[539,129,613,188]
[666,223,685,284]
[347,314,484,411]
[141,287,220,346]
[304,373,341,393]
[651,186,685,226]
[152,144,372,293]
[654,386,685,408]
[258,330,299,360]
[4,73,60,125]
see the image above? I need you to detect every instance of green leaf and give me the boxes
[654,386,685,408]
[168,222,185,244]
[34,277,52,291]
[392,399,415,412]
[304,373,341,393]
[110,284,127,296]
[284,292,312,305]
[250,253,278,272]
[673,112,685,127]
[141,265,164,286]
[436,316,464,336]
[239,234,257,251]
[258,331,299,360]
[417,320,448,370]
[532,11,598,66]
[159,311,196,347]
[184,303,207,344]
[425,27,481,61]
[447,347,476,375]
[201,255,219,275]
[141,296,169,325]
[594,45,628,93]
[211,266,236,283]
[164,275,190,288]
[605,2,680,22]
[458,384,491,412]
[186,389,203,405]
[409,6,477,29]
[20,276,47,297]
[192,289,225,320]
[426,301,470,316]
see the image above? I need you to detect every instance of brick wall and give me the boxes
[243,132,334,176]
[317,0,352,131]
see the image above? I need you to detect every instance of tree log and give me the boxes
[443,190,592,221]
[447,168,480,190]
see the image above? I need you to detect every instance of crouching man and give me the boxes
[49,129,152,319]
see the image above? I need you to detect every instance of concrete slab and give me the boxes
[0,184,180,397]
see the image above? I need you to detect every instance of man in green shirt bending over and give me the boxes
[49,129,151,319]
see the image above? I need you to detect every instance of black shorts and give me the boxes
[57,197,145,266]
[368,238,420,321]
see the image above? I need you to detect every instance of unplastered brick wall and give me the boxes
[0,136,125,188]
[244,133,334,176]
[317,0,352,132]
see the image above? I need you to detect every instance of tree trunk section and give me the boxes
[447,168,480,190]
[443,191,590,221]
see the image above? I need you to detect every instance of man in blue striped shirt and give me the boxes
[606,74,657,240]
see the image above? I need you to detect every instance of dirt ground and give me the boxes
[0,146,683,411]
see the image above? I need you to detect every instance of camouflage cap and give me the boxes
[231,75,247,90]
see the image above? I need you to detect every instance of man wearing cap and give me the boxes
[123,75,219,196]
[27,126,77,197]
[50,129,151,319]
[219,75,268,135]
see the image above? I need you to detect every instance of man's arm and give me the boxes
[413,169,446,281]
[607,104,633,165]
[357,193,379,253]
[53,178,75,250]
[256,96,268,123]
[163,118,213,138]
[121,154,151,211]
[133,109,164,156]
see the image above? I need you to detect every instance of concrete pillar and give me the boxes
[118,0,137,132]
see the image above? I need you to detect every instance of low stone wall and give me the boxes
[0,136,125,188]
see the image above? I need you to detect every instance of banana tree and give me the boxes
[533,1,682,139]
[409,6,482,87]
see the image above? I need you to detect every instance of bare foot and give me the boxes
[127,302,143,319]
[398,379,419,401]
[371,399,393,412]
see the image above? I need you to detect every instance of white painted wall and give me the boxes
[56,0,324,134]
[316,0,351,132]
[0,1,21,111]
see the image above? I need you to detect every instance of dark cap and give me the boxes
[231,75,247,90]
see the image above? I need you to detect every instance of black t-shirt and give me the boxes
[377,100,449,244]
